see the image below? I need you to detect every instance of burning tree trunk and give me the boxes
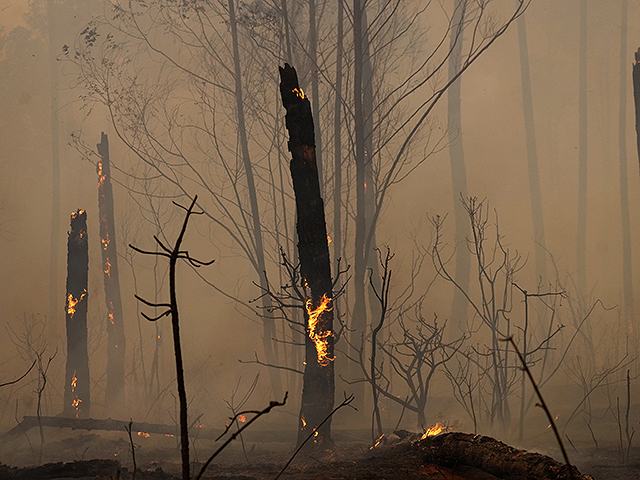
[63,210,90,418]
[97,132,126,414]
[279,63,335,448]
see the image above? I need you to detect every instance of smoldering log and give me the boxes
[418,432,593,480]
[63,209,90,418]
[279,63,335,448]
[97,132,126,413]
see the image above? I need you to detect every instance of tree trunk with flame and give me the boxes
[279,63,335,448]
[97,133,126,414]
[63,210,90,418]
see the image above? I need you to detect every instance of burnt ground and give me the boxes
[1,428,636,479]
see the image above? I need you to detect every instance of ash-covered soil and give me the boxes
[3,428,632,479]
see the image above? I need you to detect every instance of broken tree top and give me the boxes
[279,63,315,149]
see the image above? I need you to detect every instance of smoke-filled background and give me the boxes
[1,0,640,462]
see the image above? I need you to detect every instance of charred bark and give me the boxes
[63,210,90,418]
[618,2,634,344]
[419,432,590,480]
[634,47,640,173]
[332,0,344,275]
[97,132,126,414]
[130,196,214,480]
[279,63,335,448]
[351,0,367,412]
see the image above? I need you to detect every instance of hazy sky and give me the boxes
[1,0,640,447]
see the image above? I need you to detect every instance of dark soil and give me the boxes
[0,430,615,480]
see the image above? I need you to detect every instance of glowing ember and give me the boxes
[547,415,559,428]
[101,234,110,250]
[327,235,332,245]
[370,434,385,449]
[104,258,111,276]
[71,371,78,392]
[305,294,334,366]
[237,414,246,423]
[137,431,150,438]
[293,87,305,99]
[71,397,82,417]
[301,416,306,429]
[97,161,106,187]
[71,209,86,219]
[67,290,87,317]
[420,422,451,440]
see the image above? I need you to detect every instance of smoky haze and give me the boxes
[0,0,639,466]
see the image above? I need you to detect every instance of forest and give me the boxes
[0,0,640,479]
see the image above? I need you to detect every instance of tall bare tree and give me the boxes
[617,0,634,340]
[577,0,588,294]
[517,10,547,284]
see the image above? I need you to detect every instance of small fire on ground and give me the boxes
[420,422,452,440]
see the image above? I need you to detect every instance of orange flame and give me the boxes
[306,294,334,366]
[301,416,306,430]
[104,258,111,276]
[137,431,150,438]
[97,161,106,189]
[67,290,87,317]
[370,433,385,449]
[71,371,78,392]
[71,397,82,417]
[420,422,451,440]
[101,233,110,250]
[293,87,305,99]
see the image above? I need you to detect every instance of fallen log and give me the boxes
[418,432,593,480]
[3,416,220,441]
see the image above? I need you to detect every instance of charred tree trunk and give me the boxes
[634,47,640,173]
[63,210,90,418]
[618,1,634,343]
[351,0,367,412]
[363,6,381,336]
[97,133,126,414]
[333,0,344,275]
[130,196,214,480]
[279,63,335,448]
